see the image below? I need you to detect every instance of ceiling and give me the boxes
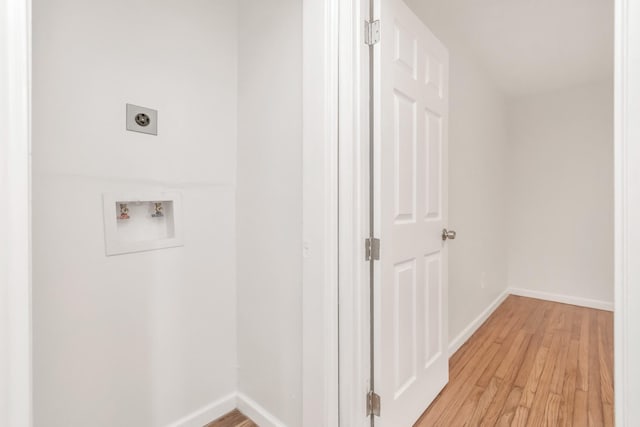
[405,0,614,98]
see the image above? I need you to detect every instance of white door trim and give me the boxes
[303,0,374,424]
[337,0,371,425]
[336,0,635,425]
[614,0,640,424]
[0,0,32,426]
[301,0,340,425]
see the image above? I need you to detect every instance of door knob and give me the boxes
[442,229,457,241]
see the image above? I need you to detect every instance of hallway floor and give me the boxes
[206,409,256,427]
[206,296,613,427]
[414,295,614,426]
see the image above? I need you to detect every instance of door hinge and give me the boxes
[364,20,381,45]
[367,390,381,417]
[365,238,380,261]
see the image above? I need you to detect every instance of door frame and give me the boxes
[614,0,640,424]
[336,0,640,425]
[334,0,372,425]
[0,0,32,425]
[301,0,340,424]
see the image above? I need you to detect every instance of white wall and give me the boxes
[236,0,302,426]
[507,81,614,307]
[32,0,238,425]
[404,0,510,346]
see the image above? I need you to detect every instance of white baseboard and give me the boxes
[237,392,287,427]
[165,392,287,427]
[508,287,614,312]
[448,289,510,357]
[166,393,236,427]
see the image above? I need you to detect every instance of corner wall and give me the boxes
[32,0,239,425]
[506,81,614,308]
[236,0,303,426]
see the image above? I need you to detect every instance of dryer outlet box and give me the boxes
[126,104,158,135]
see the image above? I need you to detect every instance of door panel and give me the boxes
[376,0,449,425]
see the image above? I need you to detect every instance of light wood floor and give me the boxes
[205,409,256,427]
[206,296,612,427]
[415,295,613,427]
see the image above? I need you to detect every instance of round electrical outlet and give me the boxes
[135,113,151,127]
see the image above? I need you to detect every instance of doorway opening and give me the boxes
[353,0,615,425]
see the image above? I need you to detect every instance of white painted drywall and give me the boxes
[507,81,614,306]
[31,0,238,425]
[403,0,511,346]
[408,0,614,97]
[236,0,302,426]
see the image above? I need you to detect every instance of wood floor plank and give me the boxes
[478,302,537,389]
[573,389,588,426]
[513,330,545,390]
[603,404,615,427]
[450,307,518,381]
[449,385,485,426]
[544,393,562,426]
[597,312,614,407]
[480,333,533,427]
[525,333,562,426]
[553,304,573,333]
[495,387,523,427]
[414,296,613,427]
[417,342,502,426]
[519,337,551,408]
[496,330,531,380]
[549,331,571,394]
[452,297,531,372]
[205,409,257,427]
[570,307,582,341]
[477,344,509,388]
[558,339,580,427]
[449,306,509,376]
[467,376,501,425]
[588,311,604,426]
[512,406,530,427]
[599,311,615,427]
[576,309,590,392]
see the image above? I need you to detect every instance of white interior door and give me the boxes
[375,0,449,425]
